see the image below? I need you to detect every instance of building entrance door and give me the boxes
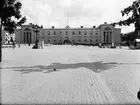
[63,39,72,44]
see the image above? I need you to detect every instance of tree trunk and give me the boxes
[0,22,2,62]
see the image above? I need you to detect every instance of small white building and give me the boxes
[1,31,15,44]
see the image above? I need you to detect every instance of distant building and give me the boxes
[2,22,121,45]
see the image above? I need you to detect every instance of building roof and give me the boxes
[42,27,97,30]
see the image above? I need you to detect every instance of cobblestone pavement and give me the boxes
[1,45,140,104]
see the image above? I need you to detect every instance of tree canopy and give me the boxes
[112,0,140,38]
[121,31,136,42]
[0,0,26,62]
[0,0,26,34]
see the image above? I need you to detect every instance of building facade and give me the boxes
[2,22,121,45]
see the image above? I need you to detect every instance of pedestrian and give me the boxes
[13,41,15,49]
[18,43,20,48]
[28,43,30,46]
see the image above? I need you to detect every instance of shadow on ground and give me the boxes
[1,61,140,74]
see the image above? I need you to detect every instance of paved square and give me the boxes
[1,45,140,104]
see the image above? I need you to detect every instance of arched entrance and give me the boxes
[63,39,72,44]
[103,27,112,44]
[23,28,32,44]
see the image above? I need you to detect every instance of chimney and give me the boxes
[81,26,83,28]
[29,23,32,25]
[52,26,55,28]
[104,22,107,24]
[93,26,96,28]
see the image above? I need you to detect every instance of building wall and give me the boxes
[114,29,121,44]
[15,29,21,43]
[2,30,6,44]
[39,28,99,44]
[2,23,121,45]
[99,24,115,44]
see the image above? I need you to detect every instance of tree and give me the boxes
[121,31,136,42]
[0,0,26,62]
[112,0,140,39]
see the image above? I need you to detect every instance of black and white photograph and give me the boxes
[0,0,140,104]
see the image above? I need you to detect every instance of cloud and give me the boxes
[21,0,52,27]
[20,0,135,33]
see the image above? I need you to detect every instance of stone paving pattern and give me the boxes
[1,45,140,104]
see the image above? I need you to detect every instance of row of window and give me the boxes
[47,31,98,35]
[46,39,98,43]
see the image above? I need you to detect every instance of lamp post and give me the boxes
[32,24,43,49]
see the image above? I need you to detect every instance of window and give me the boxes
[59,31,62,35]
[54,40,56,42]
[104,27,112,43]
[72,31,75,35]
[54,31,56,35]
[84,31,87,35]
[79,31,81,35]
[29,32,31,43]
[24,32,26,42]
[48,40,50,43]
[84,39,87,42]
[48,31,50,35]
[78,39,81,42]
[72,40,75,43]
[104,32,106,42]
[90,40,93,42]
[96,33,98,35]
[66,31,68,35]
[90,32,92,35]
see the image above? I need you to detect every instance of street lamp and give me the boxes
[32,24,43,49]
[32,24,43,43]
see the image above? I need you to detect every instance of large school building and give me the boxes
[2,22,121,45]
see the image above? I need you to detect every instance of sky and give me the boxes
[20,0,135,33]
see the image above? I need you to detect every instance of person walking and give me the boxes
[28,42,30,47]
[12,41,16,49]
[18,43,20,48]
